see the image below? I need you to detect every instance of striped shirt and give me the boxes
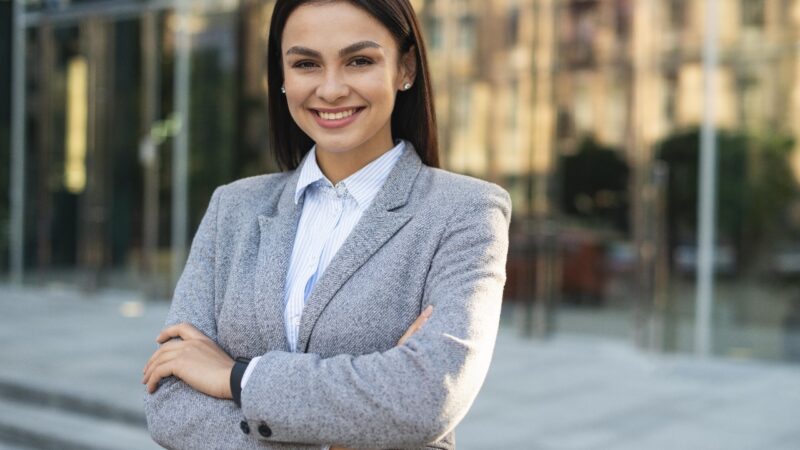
[241,140,406,384]
[283,140,406,351]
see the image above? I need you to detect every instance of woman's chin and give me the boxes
[313,137,362,155]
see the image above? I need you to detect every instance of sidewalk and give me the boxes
[0,284,798,449]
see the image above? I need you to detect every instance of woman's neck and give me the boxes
[315,140,397,185]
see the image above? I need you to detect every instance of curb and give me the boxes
[0,379,146,428]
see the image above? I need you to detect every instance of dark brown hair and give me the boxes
[267,0,439,170]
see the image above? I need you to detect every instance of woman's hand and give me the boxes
[397,304,433,346]
[142,323,234,398]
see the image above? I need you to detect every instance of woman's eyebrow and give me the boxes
[285,46,321,58]
[338,41,382,56]
[285,41,382,58]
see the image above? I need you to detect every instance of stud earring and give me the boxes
[280,86,286,94]
[402,82,412,91]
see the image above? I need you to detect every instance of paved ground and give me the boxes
[0,284,798,449]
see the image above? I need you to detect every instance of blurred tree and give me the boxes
[656,128,797,275]
[188,48,235,228]
[559,136,630,233]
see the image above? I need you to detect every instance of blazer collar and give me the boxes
[369,142,422,211]
[252,167,303,352]
[254,144,423,352]
[295,145,422,351]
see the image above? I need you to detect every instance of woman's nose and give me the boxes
[316,70,349,103]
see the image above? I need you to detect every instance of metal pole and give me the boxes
[10,0,27,285]
[695,0,720,357]
[141,10,161,297]
[171,0,192,285]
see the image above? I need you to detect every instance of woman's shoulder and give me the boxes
[212,171,294,211]
[418,166,511,215]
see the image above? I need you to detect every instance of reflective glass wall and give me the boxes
[3,0,800,363]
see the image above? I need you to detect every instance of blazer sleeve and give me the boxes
[240,184,512,448]
[142,186,264,450]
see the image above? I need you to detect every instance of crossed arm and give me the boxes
[142,307,432,398]
[143,309,431,450]
[142,186,511,449]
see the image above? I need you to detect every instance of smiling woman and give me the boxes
[279,2,416,182]
[267,0,439,173]
[142,1,511,449]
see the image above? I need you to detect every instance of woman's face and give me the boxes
[281,1,414,157]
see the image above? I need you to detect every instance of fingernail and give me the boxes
[423,305,433,317]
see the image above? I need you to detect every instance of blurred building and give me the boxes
[422,0,800,214]
[2,0,800,362]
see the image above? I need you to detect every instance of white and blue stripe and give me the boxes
[283,140,406,352]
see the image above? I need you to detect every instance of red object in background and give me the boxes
[560,235,606,305]
[504,230,608,305]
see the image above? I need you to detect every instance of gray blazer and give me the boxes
[144,146,512,450]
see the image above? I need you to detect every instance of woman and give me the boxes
[142,1,511,449]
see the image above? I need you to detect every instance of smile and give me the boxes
[311,107,365,129]
[317,109,357,120]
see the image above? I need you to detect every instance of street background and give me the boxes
[2,0,800,448]
[1,285,799,450]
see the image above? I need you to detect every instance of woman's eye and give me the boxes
[349,57,373,67]
[292,61,318,69]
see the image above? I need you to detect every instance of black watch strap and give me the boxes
[230,357,251,408]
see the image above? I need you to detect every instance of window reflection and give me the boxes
[3,0,800,363]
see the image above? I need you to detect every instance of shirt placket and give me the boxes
[289,184,346,351]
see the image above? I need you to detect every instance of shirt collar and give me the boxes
[294,140,407,207]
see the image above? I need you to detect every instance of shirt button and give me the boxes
[240,420,250,434]
[258,422,272,437]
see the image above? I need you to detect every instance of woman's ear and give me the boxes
[399,45,418,89]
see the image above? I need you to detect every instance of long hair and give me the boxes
[266,0,439,170]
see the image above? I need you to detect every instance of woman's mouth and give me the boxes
[311,107,365,129]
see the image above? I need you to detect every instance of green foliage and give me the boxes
[656,128,798,272]
[560,137,630,232]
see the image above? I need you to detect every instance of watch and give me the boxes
[230,357,251,408]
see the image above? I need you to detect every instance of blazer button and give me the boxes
[258,422,272,437]
[240,420,250,434]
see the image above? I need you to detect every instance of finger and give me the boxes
[143,347,180,383]
[144,349,181,390]
[411,305,433,328]
[146,362,176,394]
[143,340,181,375]
[397,329,412,346]
[156,322,204,344]
[156,322,205,344]
[397,306,434,346]
[408,305,433,332]
[398,319,423,346]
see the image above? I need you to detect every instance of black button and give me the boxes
[258,422,272,437]
[240,420,250,434]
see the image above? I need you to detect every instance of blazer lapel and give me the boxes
[296,147,424,353]
[254,171,303,353]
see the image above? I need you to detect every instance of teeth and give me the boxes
[318,109,357,120]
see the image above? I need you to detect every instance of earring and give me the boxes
[402,82,412,91]
[280,86,286,94]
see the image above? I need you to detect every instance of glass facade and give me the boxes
[2,0,800,363]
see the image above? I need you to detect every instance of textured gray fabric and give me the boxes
[144,147,512,450]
